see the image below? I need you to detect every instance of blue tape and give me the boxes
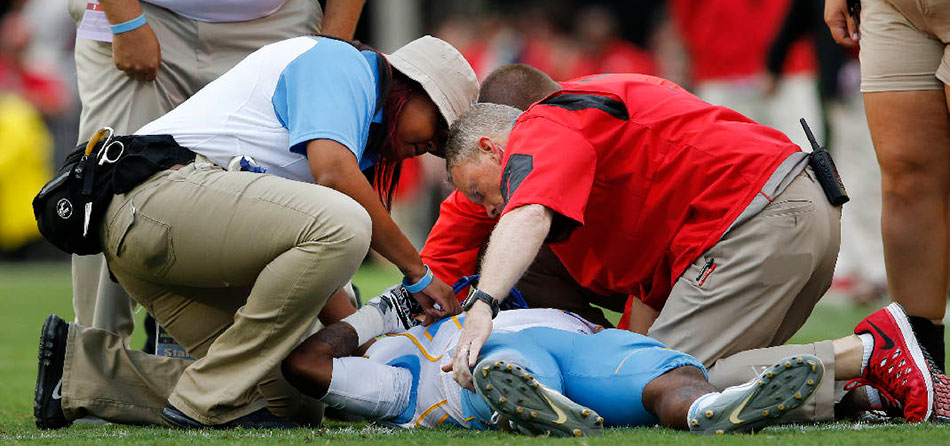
[110,13,147,34]
[402,265,433,293]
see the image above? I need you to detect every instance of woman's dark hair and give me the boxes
[372,70,419,209]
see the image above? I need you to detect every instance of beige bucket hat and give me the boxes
[386,35,479,129]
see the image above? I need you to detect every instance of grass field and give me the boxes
[2,262,949,445]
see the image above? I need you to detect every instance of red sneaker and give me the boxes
[844,303,934,422]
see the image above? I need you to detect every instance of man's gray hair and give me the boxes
[445,103,522,170]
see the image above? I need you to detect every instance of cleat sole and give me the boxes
[474,359,603,437]
[689,354,824,436]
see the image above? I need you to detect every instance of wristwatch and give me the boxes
[462,287,500,318]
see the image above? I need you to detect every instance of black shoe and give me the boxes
[34,314,70,430]
[161,404,298,429]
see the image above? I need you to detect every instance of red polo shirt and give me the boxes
[422,189,496,298]
[499,73,800,310]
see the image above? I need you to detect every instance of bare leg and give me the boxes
[281,323,358,398]
[641,366,716,429]
[864,89,950,321]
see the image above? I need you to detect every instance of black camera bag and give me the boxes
[32,134,195,255]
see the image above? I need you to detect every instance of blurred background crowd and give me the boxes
[0,0,886,304]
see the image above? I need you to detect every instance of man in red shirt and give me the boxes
[423,65,627,328]
[438,72,946,424]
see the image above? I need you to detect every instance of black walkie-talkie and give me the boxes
[801,118,849,206]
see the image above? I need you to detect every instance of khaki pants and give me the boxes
[648,168,843,421]
[66,0,322,340]
[61,160,371,425]
[860,0,950,91]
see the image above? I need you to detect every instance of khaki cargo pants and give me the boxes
[646,168,843,421]
[60,159,371,425]
[67,0,322,343]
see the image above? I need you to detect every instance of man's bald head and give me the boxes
[478,64,560,111]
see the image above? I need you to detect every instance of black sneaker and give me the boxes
[34,314,70,430]
[161,404,298,429]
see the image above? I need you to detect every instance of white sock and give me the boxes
[340,304,386,346]
[858,333,874,375]
[686,392,720,425]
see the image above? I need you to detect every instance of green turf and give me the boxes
[1,262,948,444]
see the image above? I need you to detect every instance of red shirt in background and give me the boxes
[499,73,800,311]
[670,0,814,82]
[565,40,658,81]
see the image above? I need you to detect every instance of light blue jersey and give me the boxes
[136,36,384,182]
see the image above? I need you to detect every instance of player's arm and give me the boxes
[98,0,160,81]
[321,0,365,40]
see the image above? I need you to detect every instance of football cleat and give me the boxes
[473,359,602,437]
[845,303,935,422]
[689,355,824,435]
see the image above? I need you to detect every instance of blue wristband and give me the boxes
[111,13,147,34]
[402,265,433,293]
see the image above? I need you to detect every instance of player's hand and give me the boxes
[112,23,161,81]
[442,300,492,391]
[410,275,461,326]
[824,0,859,48]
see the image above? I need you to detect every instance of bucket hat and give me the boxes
[387,35,479,138]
